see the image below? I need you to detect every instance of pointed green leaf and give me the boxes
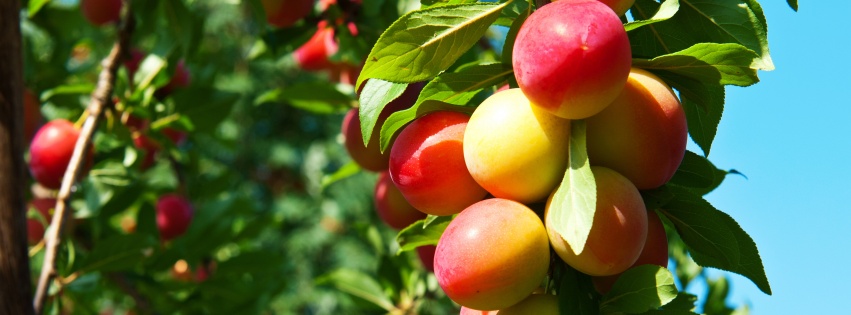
[629,0,773,70]
[359,79,409,145]
[316,269,396,311]
[413,63,512,108]
[421,0,477,9]
[634,43,760,87]
[668,151,729,196]
[660,186,771,295]
[786,0,798,11]
[547,120,596,255]
[624,0,680,32]
[396,215,453,253]
[600,265,679,314]
[356,1,511,89]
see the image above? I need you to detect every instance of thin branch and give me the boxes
[32,2,135,313]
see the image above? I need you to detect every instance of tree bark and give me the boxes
[0,0,36,314]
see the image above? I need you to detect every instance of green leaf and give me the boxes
[413,63,511,108]
[379,100,476,152]
[547,120,596,255]
[599,265,678,314]
[27,0,50,17]
[500,8,528,88]
[396,215,453,253]
[41,83,96,101]
[254,83,352,115]
[356,1,512,89]
[495,0,530,27]
[786,0,798,11]
[556,264,599,315]
[668,151,726,195]
[161,0,202,55]
[628,0,773,70]
[650,71,724,156]
[662,292,698,311]
[320,161,361,190]
[73,234,156,273]
[173,88,239,132]
[359,79,409,145]
[624,0,680,32]
[420,0,477,10]
[634,43,760,87]
[316,269,396,311]
[659,186,771,295]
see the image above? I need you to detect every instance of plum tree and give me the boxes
[342,82,423,171]
[294,21,338,71]
[156,194,194,241]
[262,0,315,28]
[547,166,648,276]
[373,171,426,229]
[389,111,487,216]
[513,0,631,119]
[586,67,687,190]
[26,198,55,244]
[123,48,146,81]
[464,88,571,203]
[592,210,669,294]
[435,198,550,310]
[80,0,122,26]
[28,119,91,189]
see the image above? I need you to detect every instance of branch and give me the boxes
[32,2,135,313]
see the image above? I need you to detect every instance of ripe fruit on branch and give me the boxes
[389,111,487,216]
[593,210,669,294]
[513,0,631,119]
[80,0,122,26]
[547,166,648,276]
[27,198,56,244]
[373,171,426,229]
[294,21,339,71]
[586,67,687,190]
[262,0,314,28]
[156,194,194,241]
[29,119,92,189]
[464,88,571,203]
[435,198,550,310]
[342,82,423,172]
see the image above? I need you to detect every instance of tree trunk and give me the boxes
[0,0,36,314]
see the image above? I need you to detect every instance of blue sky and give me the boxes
[691,1,851,313]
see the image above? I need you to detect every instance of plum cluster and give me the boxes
[342,0,689,312]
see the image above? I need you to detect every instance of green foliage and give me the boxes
[599,265,678,314]
[547,120,597,255]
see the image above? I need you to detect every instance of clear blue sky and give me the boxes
[689,1,851,313]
